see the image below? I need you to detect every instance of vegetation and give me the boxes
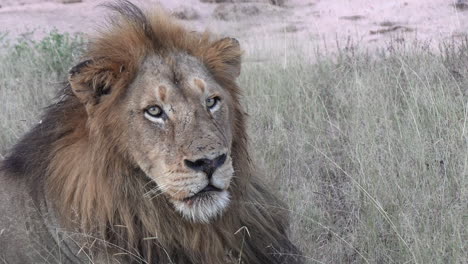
[0,31,84,154]
[0,31,466,263]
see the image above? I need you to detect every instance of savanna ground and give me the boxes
[0,29,467,263]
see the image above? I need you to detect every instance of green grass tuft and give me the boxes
[0,30,84,154]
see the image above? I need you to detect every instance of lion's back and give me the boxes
[0,171,36,262]
[0,170,65,263]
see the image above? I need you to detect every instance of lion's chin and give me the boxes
[172,190,230,223]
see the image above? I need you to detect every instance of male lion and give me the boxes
[0,1,303,263]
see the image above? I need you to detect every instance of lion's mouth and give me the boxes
[183,184,222,205]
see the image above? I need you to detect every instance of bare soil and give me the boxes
[0,0,467,50]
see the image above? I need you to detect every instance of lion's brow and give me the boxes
[194,78,206,93]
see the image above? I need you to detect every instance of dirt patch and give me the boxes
[379,21,398,27]
[1,0,468,53]
[0,0,52,7]
[339,15,365,21]
[61,0,82,3]
[213,2,281,20]
[172,6,199,20]
[201,0,284,5]
[370,26,413,35]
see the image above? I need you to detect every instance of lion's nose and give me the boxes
[184,154,227,178]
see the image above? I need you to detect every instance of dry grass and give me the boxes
[0,30,84,152]
[241,36,468,263]
[0,31,467,263]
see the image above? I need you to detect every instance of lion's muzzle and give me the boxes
[183,153,227,179]
[166,152,234,223]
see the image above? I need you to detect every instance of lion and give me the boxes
[0,1,303,263]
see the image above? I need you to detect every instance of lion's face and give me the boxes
[122,53,235,223]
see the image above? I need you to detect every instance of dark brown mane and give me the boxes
[2,1,302,263]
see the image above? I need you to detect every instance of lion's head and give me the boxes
[65,3,244,225]
[0,1,302,263]
[80,52,238,223]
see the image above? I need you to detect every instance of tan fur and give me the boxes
[1,1,302,263]
[194,78,206,93]
[158,85,167,102]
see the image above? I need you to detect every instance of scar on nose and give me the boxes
[193,78,205,93]
[159,85,167,102]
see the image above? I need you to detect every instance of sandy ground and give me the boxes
[0,0,468,51]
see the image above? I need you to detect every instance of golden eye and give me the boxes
[206,97,219,109]
[146,106,163,118]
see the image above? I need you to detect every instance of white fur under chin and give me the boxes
[173,191,230,223]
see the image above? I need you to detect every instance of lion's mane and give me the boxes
[1,1,302,263]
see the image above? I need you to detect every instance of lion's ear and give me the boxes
[204,37,242,79]
[68,59,120,105]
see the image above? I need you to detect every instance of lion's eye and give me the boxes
[206,97,220,110]
[145,106,164,118]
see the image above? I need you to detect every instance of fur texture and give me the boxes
[1,1,303,263]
